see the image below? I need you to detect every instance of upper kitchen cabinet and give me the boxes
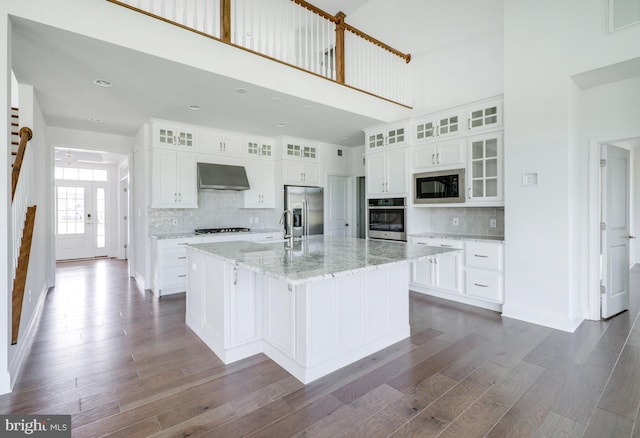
[151,149,198,208]
[152,120,195,150]
[412,111,464,144]
[412,139,465,170]
[467,132,503,205]
[245,137,273,158]
[197,128,242,156]
[466,100,503,133]
[366,148,407,197]
[282,139,320,186]
[366,123,408,150]
[243,159,275,208]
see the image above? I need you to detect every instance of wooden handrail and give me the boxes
[343,23,411,63]
[11,127,33,203]
[290,0,411,63]
[220,0,231,43]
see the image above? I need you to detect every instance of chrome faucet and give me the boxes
[279,209,294,247]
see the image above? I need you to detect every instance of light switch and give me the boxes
[522,172,539,187]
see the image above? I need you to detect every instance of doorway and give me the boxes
[326,175,350,237]
[357,176,366,239]
[600,144,632,318]
[54,168,109,260]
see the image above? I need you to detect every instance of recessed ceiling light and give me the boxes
[275,123,286,128]
[93,79,112,88]
[235,87,248,94]
[340,136,349,140]
[271,97,282,102]
[188,105,201,111]
[88,118,102,122]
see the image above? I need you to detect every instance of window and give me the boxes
[56,186,85,235]
[609,0,640,31]
[55,167,107,181]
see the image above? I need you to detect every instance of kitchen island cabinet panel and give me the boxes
[186,237,449,384]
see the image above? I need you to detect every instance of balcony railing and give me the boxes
[108,0,411,106]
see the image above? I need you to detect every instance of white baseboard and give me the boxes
[410,286,503,313]
[501,303,583,333]
[0,371,11,395]
[8,283,49,390]
[133,272,147,291]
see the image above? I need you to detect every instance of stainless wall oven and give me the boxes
[414,168,465,204]
[368,197,406,241]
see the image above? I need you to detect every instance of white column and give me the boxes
[0,12,13,394]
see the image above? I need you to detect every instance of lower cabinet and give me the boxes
[409,237,504,310]
[187,250,261,363]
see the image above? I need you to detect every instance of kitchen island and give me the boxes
[185,236,456,384]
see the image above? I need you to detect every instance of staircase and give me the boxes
[9,106,36,345]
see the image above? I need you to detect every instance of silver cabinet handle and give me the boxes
[233,267,237,286]
[440,244,453,248]
[468,118,471,130]
[437,153,440,164]
[178,274,187,278]
[174,193,177,202]
[474,283,489,288]
[432,154,435,165]
[416,242,427,245]
[468,187,472,198]
[628,235,637,239]
[178,256,187,260]
[474,254,489,258]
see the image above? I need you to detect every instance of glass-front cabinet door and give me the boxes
[468,133,503,203]
[467,100,503,133]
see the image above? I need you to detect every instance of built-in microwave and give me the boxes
[414,168,465,204]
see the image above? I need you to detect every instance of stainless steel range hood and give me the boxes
[197,162,250,191]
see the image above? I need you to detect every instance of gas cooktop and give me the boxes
[194,227,251,234]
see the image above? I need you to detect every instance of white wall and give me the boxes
[131,124,149,290]
[47,126,132,155]
[503,0,640,331]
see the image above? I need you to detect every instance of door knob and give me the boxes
[345,223,349,227]
[628,235,637,239]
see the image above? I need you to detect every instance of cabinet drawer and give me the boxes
[159,248,188,267]
[412,237,464,250]
[465,242,502,270]
[159,264,188,286]
[466,269,502,302]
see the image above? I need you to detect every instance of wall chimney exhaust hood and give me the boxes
[197,162,250,191]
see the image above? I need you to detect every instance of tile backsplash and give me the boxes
[148,191,281,234]
[428,207,504,237]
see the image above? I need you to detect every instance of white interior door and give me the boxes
[601,144,631,318]
[326,175,349,237]
[56,181,108,260]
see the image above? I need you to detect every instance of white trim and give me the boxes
[501,303,583,333]
[410,287,502,313]
[134,272,147,291]
[587,140,602,320]
[8,284,49,389]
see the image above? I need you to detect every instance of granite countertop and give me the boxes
[186,235,458,285]
[408,232,504,242]
[150,228,282,239]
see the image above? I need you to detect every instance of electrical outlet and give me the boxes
[172,218,178,226]
[249,217,254,224]
[490,218,497,228]
[452,217,459,226]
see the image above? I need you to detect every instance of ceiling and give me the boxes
[10,12,387,149]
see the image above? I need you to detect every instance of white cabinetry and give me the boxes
[367,123,407,149]
[197,129,242,156]
[282,140,319,185]
[412,111,463,143]
[152,232,282,297]
[410,238,463,293]
[465,241,504,303]
[245,138,273,158]
[366,149,407,196]
[466,100,502,133]
[243,159,275,208]
[409,237,504,311]
[413,139,465,170]
[153,121,195,149]
[187,253,261,363]
[151,149,198,208]
[467,132,503,204]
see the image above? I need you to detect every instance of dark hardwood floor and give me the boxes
[1,258,639,437]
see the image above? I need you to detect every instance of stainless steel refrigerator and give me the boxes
[284,185,324,237]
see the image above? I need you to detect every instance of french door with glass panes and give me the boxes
[55,181,108,260]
